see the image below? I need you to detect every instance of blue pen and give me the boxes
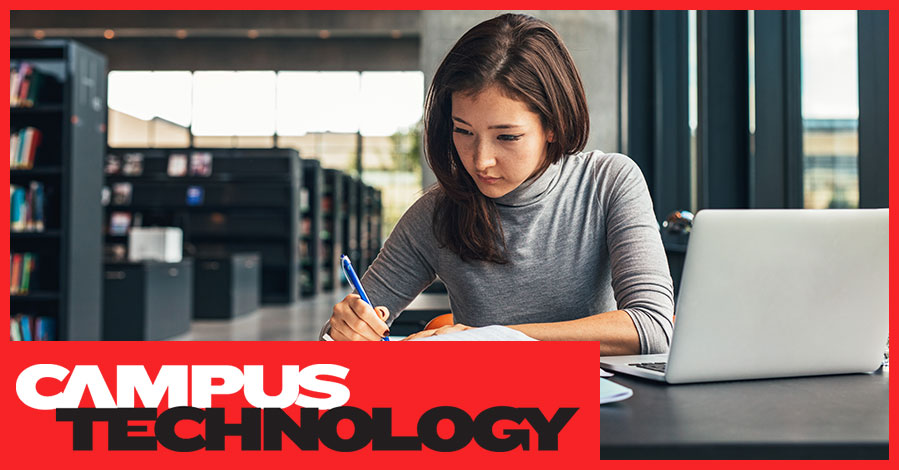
[340,255,389,341]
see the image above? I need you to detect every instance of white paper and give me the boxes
[410,325,538,341]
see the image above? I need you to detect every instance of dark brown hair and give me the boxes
[424,13,589,263]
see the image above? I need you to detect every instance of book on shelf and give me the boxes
[122,152,144,176]
[10,182,46,232]
[167,153,188,177]
[189,151,213,177]
[112,182,133,205]
[10,62,59,108]
[300,188,310,212]
[186,185,204,206]
[10,314,56,341]
[19,314,33,341]
[104,153,122,175]
[9,126,42,169]
[109,211,132,235]
[10,252,37,295]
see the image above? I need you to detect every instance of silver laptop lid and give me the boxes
[666,209,888,384]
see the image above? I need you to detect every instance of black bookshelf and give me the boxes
[10,40,106,340]
[341,174,361,286]
[369,188,383,265]
[102,148,301,304]
[321,169,344,292]
[356,183,381,273]
[300,159,323,297]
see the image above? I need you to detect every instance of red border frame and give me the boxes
[3,5,895,466]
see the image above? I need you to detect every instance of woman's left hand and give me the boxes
[400,323,473,341]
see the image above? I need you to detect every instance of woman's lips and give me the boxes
[477,175,501,184]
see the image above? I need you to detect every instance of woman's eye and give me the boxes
[453,127,472,136]
[498,134,523,141]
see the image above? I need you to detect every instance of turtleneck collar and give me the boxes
[491,159,563,207]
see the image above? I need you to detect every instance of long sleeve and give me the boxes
[598,154,675,353]
[319,190,439,340]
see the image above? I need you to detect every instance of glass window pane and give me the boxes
[108,71,192,147]
[800,10,859,209]
[276,72,361,136]
[192,71,276,136]
[359,71,424,137]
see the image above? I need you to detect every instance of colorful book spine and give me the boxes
[10,252,37,295]
[10,253,22,295]
[10,127,41,169]
[19,314,33,341]
[10,317,22,341]
[10,182,46,232]
[10,315,56,341]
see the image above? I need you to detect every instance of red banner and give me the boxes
[4,341,601,467]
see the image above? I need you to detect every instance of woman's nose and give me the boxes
[472,140,496,171]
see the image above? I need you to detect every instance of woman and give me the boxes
[322,13,673,355]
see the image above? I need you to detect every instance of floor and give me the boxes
[170,288,352,341]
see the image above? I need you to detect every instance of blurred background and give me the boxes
[8,11,888,341]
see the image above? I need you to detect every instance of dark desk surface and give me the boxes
[600,367,889,459]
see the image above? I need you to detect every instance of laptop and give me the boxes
[600,209,888,384]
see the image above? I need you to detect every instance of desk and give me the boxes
[600,368,889,459]
[391,293,452,336]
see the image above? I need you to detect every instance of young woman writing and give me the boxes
[322,13,673,355]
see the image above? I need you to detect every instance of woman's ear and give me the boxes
[547,130,555,143]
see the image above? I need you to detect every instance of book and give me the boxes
[122,152,144,176]
[10,317,22,341]
[19,314,33,341]
[20,253,33,294]
[35,317,56,341]
[167,153,188,177]
[10,185,24,231]
[9,127,42,169]
[189,151,213,177]
[29,181,44,231]
[112,182,133,205]
[186,185,204,206]
[10,253,22,295]
[10,62,58,108]
[109,211,132,235]
[104,153,122,175]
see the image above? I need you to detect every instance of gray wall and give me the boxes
[419,11,620,188]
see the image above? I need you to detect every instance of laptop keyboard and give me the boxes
[630,362,667,373]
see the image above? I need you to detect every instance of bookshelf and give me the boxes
[10,39,106,340]
[102,148,301,304]
[341,173,361,285]
[368,187,383,266]
[321,169,344,292]
[300,159,323,297]
[356,183,382,273]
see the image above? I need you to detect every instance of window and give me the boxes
[800,11,859,209]
[107,70,425,238]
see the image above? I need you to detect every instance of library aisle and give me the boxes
[172,287,350,341]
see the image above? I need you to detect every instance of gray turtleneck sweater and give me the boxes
[323,151,674,353]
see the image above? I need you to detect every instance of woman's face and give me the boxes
[451,85,553,199]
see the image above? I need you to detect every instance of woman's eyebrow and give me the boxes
[452,116,523,129]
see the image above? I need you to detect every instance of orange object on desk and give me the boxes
[424,313,453,330]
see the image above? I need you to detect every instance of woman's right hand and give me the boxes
[328,294,391,341]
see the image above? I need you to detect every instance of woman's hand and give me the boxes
[401,323,472,341]
[328,294,391,341]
